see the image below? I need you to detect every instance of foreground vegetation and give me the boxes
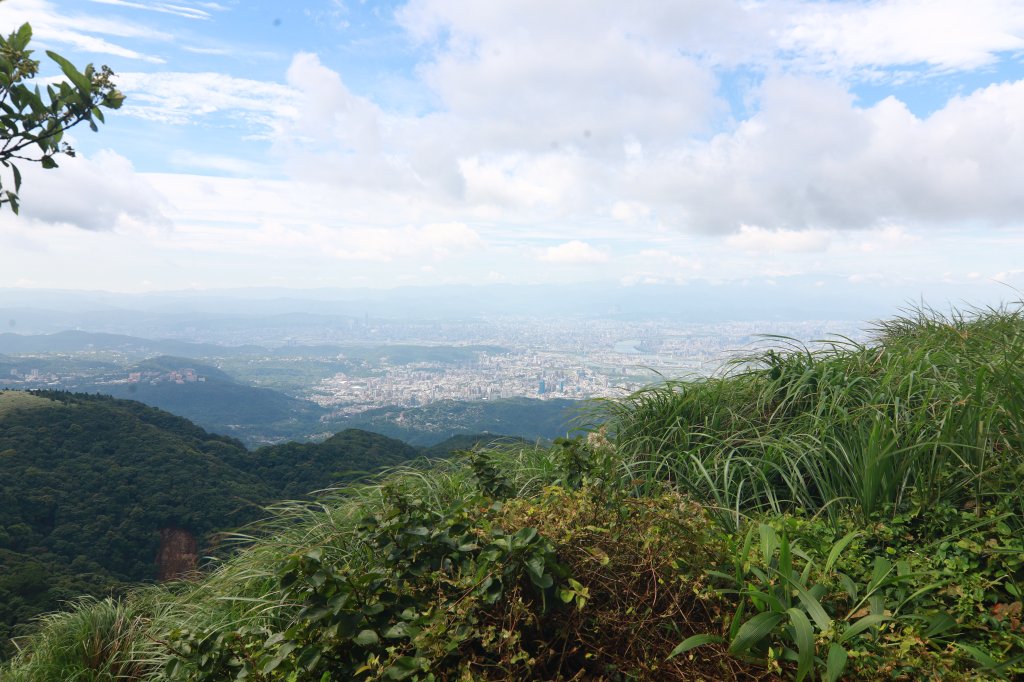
[3,304,1023,680]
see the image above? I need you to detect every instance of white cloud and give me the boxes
[15,150,169,231]
[115,71,297,129]
[141,7,1024,243]
[539,240,608,264]
[7,0,1023,296]
[261,222,482,263]
[725,225,832,253]
[89,0,217,20]
[611,201,652,224]
[642,76,1024,233]
[283,53,383,153]
[858,225,921,252]
[398,0,721,152]
[168,151,268,176]
[782,0,1024,75]
[0,0,170,62]
[459,153,585,209]
[637,249,703,271]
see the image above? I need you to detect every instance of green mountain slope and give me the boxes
[0,390,266,581]
[0,391,434,658]
[230,429,423,499]
[0,390,268,655]
[338,397,582,445]
[90,356,328,446]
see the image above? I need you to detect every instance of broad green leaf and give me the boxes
[742,587,785,613]
[826,643,848,682]
[787,578,831,632]
[16,23,33,49]
[353,629,379,646]
[513,527,538,545]
[759,524,780,564]
[787,607,814,682]
[667,633,724,660]
[923,612,957,637]
[778,530,792,588]
[838,572,858,600]
[825,531,862,573]
[45,50,91,95]
[839,613,890,643]
[868,556,892,592]
[955,642,998,668]
[729,611,785,655]
[384,656,425,680]
[728,600,747,640]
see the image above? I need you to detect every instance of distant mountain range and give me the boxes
[0,330,264,356]
[0,330,506,361]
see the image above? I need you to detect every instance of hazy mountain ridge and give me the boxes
[0,330,264,357]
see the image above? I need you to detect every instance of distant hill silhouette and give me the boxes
[338,397,583,445]
[88,356,328,446]
[0,330,264,356]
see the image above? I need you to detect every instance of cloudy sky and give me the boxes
[1,0,1023,305]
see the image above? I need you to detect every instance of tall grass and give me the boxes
[602,303,1024,528]
[1,597,157,681]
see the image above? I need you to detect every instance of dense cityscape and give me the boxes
[1,316,870,415]
[302,316,869,412]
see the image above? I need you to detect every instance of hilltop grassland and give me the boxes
[3,304,1023,681]
[0,390,55,417]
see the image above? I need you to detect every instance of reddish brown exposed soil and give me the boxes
[156,527,198,581]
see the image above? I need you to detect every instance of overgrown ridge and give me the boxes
[3,305,1023,680]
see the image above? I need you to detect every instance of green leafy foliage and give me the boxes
[0,20,124,213]
[166,489,565,681]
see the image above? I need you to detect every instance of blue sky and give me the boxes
[1,0,1023,309]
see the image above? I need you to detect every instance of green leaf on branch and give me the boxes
[45,50,91,95]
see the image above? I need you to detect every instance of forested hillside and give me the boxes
[0,392,434,657]
[0,391,266,654]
